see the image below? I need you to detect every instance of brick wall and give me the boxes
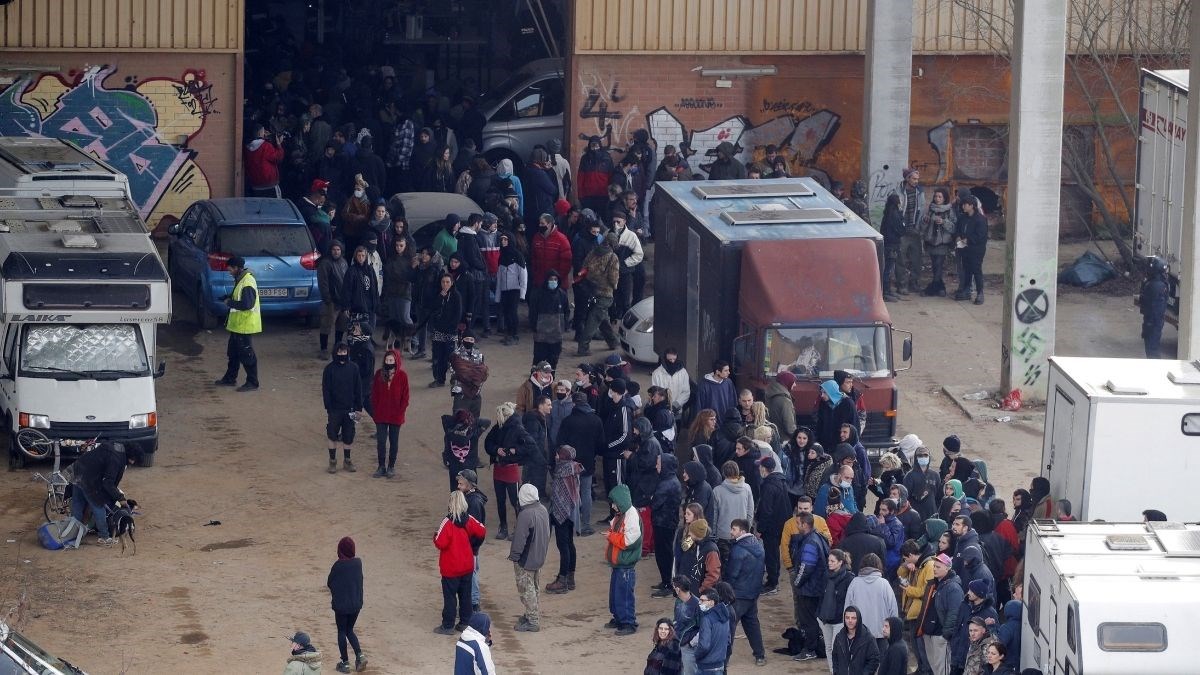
[566,52,1141,236]
[0,51,239,225]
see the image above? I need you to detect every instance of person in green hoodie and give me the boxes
[604,484,643,636]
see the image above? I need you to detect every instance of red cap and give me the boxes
[311,178,330,193]
[554,198,571,217]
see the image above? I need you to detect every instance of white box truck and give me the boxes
[1022,519,1200,675]
[1042,355,1200,522]
[1135,68,1188,323]
[0,193,169,468]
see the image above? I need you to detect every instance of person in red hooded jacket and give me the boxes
[370,349,410,478]
[577,135,614,215]
[244,123,285,197]
[434,491,487,635]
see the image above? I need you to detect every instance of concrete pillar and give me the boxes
[861,0,913,224]
[1000,0,1068,401]
[1176,9,1200,359]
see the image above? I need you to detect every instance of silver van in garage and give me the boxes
[479,58,565,171]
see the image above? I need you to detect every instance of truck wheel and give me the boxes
[136,439,158,467]
[138,451,155,468]
[196,285,219,329]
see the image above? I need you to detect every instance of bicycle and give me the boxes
[23,430,98,523]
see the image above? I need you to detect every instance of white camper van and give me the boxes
[0,137,132,199]
[0,193,168,467]
[1042,356,1200,521]
[1022,519,1200,674]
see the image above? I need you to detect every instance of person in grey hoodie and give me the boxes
[711,460,755,551]
[843,552,899,655]
[509,484,551,631]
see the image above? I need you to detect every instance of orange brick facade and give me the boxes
[567,52,1143,235]
[0,51,239,226]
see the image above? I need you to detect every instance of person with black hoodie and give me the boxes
[682,461,715,524]
[732,436,763,501]
[839,512,887,573]
[327,536,367,673]
[877,616,909,675]
[556,392,604,536]
[817,548,854,669]
[831,605,880,675]
[456,214,489,331]
[520,395,553,499]
[904,445,943,520]
[422,273,463,388]
[323,342,363,474]
[628,417,664,509]
[690,444,723,490]
[890,484,926,542]
[650,454,683,597]
[756,456,791,595]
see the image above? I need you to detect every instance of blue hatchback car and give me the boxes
[167,198,320,328]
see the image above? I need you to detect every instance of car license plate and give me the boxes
[259,287,288,298]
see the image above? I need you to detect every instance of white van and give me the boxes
[1022,519,1200,674]
[0,136,132,199]
[0,194,168,467]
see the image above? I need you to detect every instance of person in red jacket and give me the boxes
[528,213,573,329]
[370,349,410,478]
[577,135,614,215]
[434,490,486,634]
[244,123,285,197]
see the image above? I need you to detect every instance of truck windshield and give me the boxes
[20,324,149,379]
[763,326,891,379]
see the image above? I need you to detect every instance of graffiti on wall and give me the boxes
[0,64,213,225]
[645,107,841,184]
[578,73,638,148]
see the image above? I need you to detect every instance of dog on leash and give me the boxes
[106,499,138,555]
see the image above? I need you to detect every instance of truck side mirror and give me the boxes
[154,361,167,379]
[893,329,913,372]
[902,336,912,362]
[167,222,182,236]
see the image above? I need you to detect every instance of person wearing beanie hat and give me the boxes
[940,435,976,484]
[327,536,366,672]
[285,630,322,674]
[509,483,550,631]
[578,134,614,214]
[455,611,497,674]
[214,253,261,391]
[601,378,635,498]
[951,573,999,672]
[921,551,963,675]
[574,216,621,357]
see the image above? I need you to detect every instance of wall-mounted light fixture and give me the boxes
[695,66,778,78]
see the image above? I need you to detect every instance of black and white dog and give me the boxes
[106,499,138,555]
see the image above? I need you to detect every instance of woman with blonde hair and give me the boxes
[485,402,522,540]
[748,400,780,452]
[434,490,486,634]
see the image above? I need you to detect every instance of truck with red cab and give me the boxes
[652,178,912,456]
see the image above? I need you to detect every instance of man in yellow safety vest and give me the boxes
[214,255,261,391]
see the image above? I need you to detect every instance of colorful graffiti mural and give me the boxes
[0,64,213,225]
[645,107,841,184]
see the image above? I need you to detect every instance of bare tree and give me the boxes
[929,0,1190,268]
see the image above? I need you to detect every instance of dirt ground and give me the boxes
[0,239,1152,674]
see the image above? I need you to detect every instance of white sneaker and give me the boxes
[94,537,116,547]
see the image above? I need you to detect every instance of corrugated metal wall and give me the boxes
[574,0,1184,55]
[0,0,242,51]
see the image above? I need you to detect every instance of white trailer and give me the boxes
[1135,68,1188,322]
[1043,356,1200,522]
[0,137,132,199]
[1022,520,1200,675]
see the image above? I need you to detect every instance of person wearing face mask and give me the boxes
[339,174,371,253]
[692,588,732,673]
[450,332,489,420]
[578,136,614,215]
[370,349,410,478]
[904,444,941,521]
[531,270,571,370]
[516,361,555,415]
[607,210,644,322]
[322,342,364,474]
[574,232,621,356]
[529,214,574,329]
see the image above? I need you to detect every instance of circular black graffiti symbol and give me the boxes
[1015,288,1049,324]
